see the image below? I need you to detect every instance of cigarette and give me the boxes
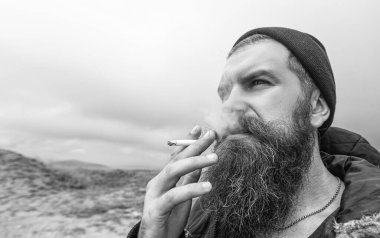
[167,140,197,146]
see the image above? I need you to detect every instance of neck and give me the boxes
[302,148,337,205]
[282,139,345,236]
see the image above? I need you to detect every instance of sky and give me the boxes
[0,0,379,169]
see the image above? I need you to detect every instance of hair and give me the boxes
[228,34,317,100]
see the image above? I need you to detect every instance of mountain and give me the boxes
[0,148,157,238]
[0,148,80,193]
[48,159,111,171]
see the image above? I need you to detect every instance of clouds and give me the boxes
[0,0,379,168]
[0,101,174,168]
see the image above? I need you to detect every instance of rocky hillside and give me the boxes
[0,149,157,238]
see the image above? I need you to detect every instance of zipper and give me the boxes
[211,210,219,238]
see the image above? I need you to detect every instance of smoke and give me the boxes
[204,109,246,140]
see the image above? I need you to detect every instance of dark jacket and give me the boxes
[127,127,380,238]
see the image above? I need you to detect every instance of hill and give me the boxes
[48,159,111,171]
[0,149,158,238]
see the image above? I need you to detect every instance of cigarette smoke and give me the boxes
[204,109,245,140]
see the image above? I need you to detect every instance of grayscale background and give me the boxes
[0,0,379,169]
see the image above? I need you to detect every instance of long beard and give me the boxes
[200,100,315,238]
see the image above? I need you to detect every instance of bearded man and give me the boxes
[128,27,380,238]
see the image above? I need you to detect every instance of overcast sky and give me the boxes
[0,0,379,169]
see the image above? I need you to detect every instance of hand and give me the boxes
[137,126,217,238]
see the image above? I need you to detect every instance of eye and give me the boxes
[247,79,270,88]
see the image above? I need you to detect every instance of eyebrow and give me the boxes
[217,69,279,98]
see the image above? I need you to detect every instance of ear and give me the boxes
[310,90,330,129]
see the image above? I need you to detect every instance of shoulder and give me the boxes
[320,126,380,166]
[322,153,380,221]
[321,153,380,236]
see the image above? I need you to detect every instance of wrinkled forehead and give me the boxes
[220,40,292,85]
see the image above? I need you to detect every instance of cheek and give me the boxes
[248,87,301,122]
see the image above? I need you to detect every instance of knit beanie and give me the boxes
[232,27,336,134]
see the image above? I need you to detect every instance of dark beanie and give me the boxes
[232,27,336,134]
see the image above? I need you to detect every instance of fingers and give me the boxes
[139,126,216,238]
[181,169,202,186]
[155,154,218,191]
[175,130,216,160]
[172,125,202,155]
[156,182,212,214]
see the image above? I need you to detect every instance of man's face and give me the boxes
[218,40,303,125]
[200,40,316,237]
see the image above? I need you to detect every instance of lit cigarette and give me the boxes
[167,140,197,146]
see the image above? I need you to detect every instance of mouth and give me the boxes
[215,127,251,143]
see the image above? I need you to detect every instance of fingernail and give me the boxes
[202,182,212,190]
[206,153,218,161]
[191,125,200,134]
[204,130,213,138]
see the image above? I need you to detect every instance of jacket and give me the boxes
[127,127,380,238]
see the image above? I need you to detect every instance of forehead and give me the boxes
[221,40,291,83]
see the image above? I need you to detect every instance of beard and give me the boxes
[200,98,315,238]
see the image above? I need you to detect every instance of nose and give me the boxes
[221,85,248,114]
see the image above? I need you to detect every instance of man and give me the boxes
[128,27,380,237]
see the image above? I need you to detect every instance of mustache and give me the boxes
[216,115,291,146]
[212,95,313,142]
[216,112,314,149]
